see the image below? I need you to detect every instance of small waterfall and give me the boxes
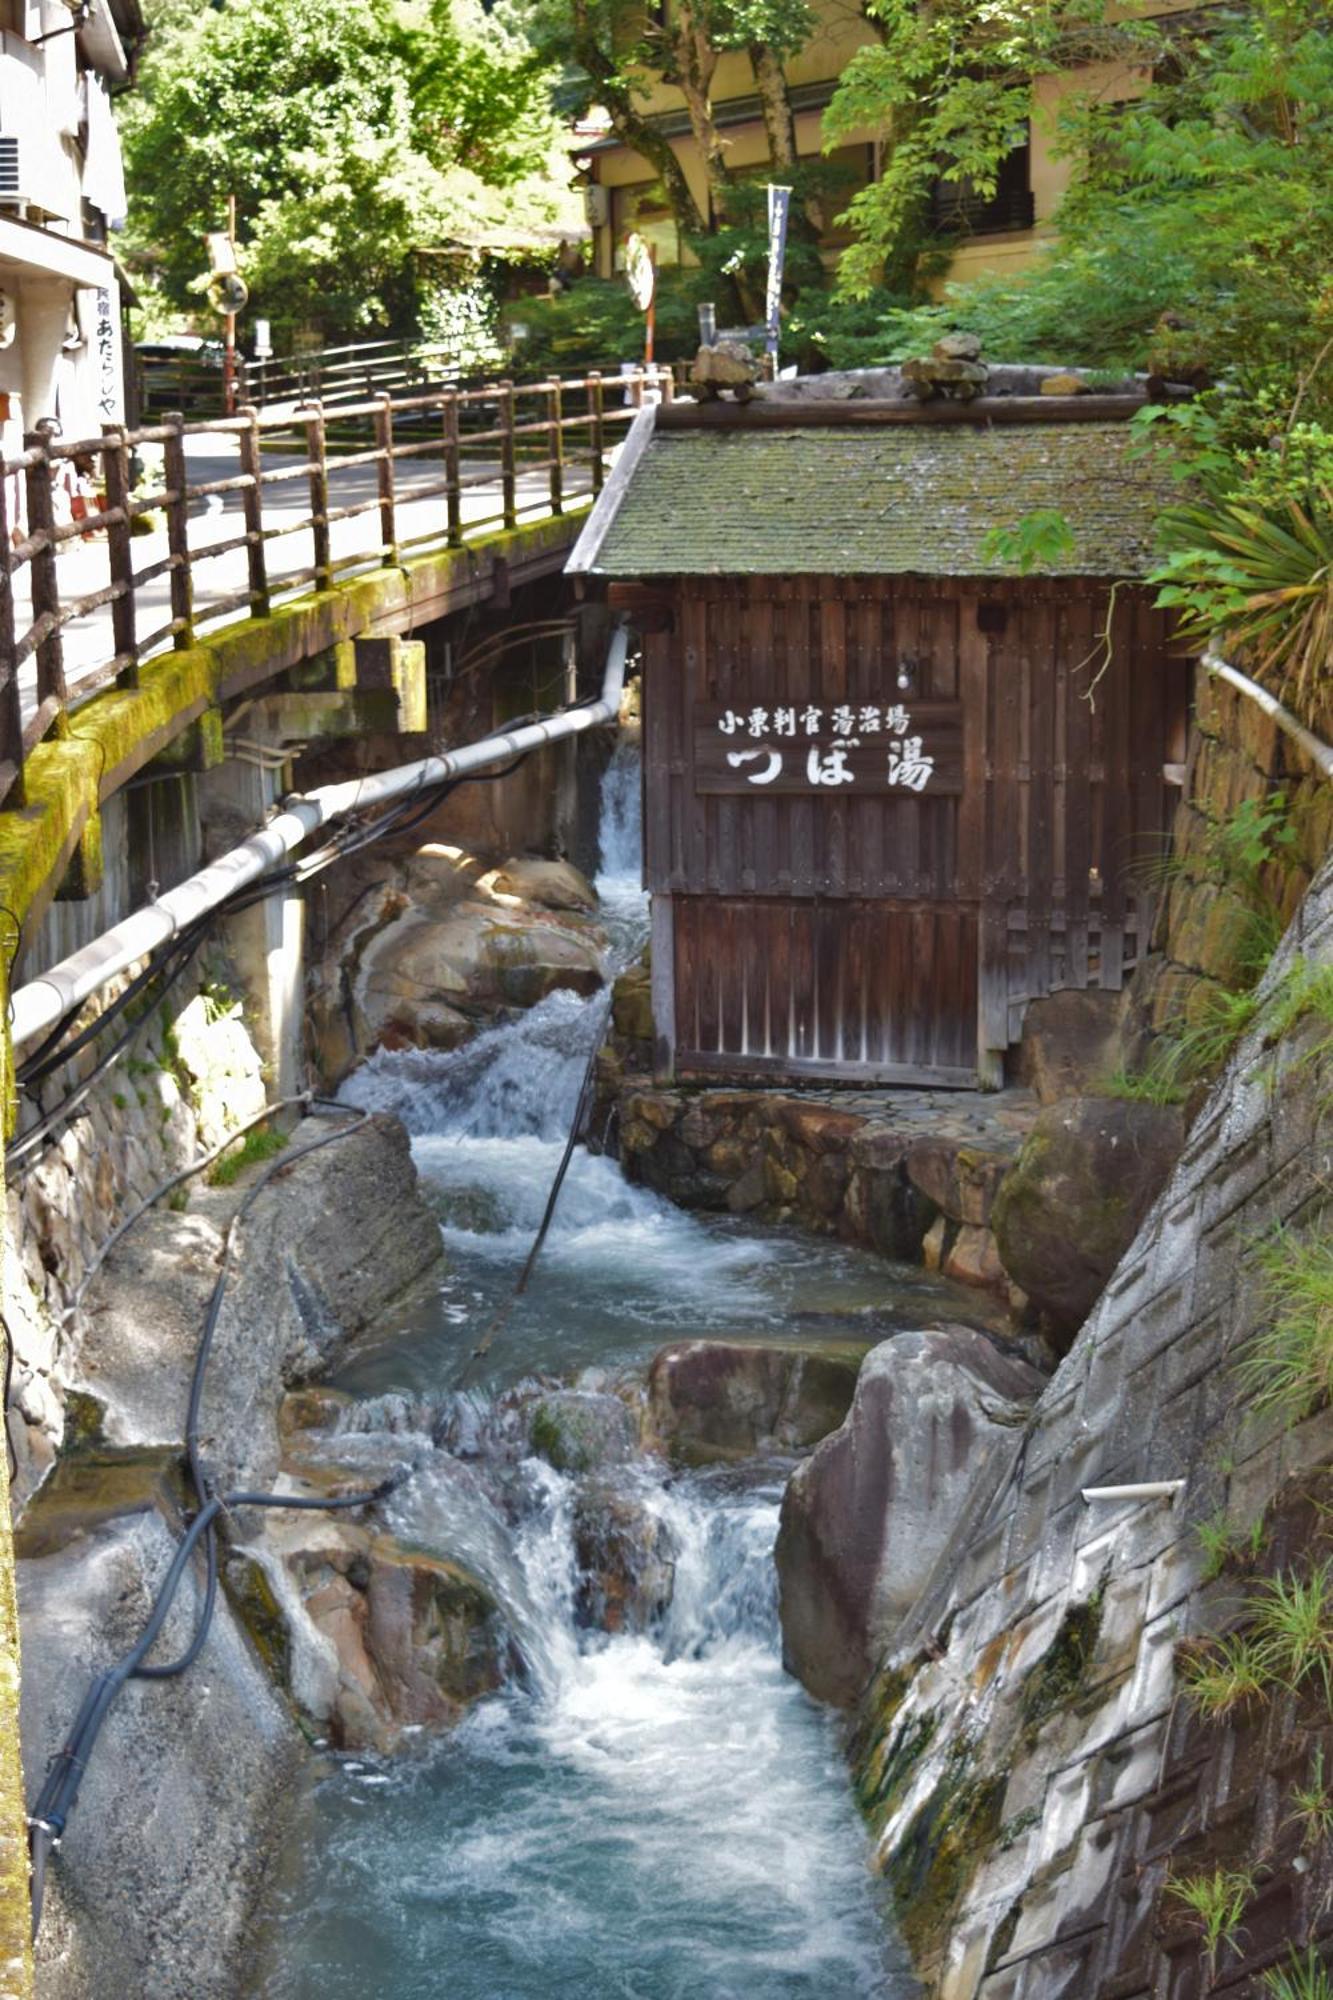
[256,732,923,1996]
[596,731,643,891]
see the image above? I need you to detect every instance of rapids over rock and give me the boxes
[248,741,981,1997]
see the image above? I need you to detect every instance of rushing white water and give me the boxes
[254,744,949,1995]
[257,1445,904,1998]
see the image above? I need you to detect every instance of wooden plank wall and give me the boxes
[641,575,1187,1085]
[673,898,978,1083]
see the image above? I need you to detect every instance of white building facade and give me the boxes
[0,0,141,463]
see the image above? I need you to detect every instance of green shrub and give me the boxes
[207,1125,288,1188]
[1238,1230,1333,1428]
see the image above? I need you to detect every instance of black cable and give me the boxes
[25,1099,396,1937]
[0,1313,17,1484]
[449,992,611,1397]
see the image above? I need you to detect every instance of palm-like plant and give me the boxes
[1153,486,1333,736]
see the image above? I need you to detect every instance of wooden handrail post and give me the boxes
[161,411,193,650]
[305,401,332,592]
[659,363,675,406]
[374,391,398,564]
[23,422,69,734]
[548,379,564,517]
[499,379,517,530]
[443,391,462,548]
[588,372,605,496]
[0,472,25,806]
[100,423,138,687]
[237,404,270,618]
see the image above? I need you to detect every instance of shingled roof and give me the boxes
[573,414,1175,579]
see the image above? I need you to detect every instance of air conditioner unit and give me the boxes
[583,183,609,230]
[0,136,25,205]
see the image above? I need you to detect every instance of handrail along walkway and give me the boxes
[0,370,668,811]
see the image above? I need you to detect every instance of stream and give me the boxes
[251,741,967,1997]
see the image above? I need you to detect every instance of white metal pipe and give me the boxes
[9,621,630,1052]
[1081,1482,1184,1504]
[1201,651,1333,783]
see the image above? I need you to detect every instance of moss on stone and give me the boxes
[224,1551,292,1694]
[529,1400,594,1474]
[886,1738,1007,1962]
[1018,1587,1105,1745]
[857,1709,938,1835]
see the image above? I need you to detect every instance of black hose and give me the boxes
[25,1099,393,1939]
[450,992,611,1396]
[27,1474,401,1936]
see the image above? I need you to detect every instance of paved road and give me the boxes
[16,432,599,726]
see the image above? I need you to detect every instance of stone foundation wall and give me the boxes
[4,953,269,1506]
[850,851,1333,1996]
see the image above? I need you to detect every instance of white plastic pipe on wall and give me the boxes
[8,622,630,1053]
[1202,651,1333,783]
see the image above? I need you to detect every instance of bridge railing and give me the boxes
[0,368,669,811]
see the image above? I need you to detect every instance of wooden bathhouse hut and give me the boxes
[569,386,1188,1088]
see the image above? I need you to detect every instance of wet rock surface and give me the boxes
[20,1507,302,2000]
[238,1505,514,1753]
[644,1337,870,1466]
[775,1328,1045,1707]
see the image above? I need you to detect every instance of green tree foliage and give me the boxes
[823,0,1333,410]
[528,0,813,241]
[824,0,1145,294]
[120,0,575,337]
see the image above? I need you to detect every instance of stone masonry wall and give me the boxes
[4,953,268,1507]
[851,849,1333,1995]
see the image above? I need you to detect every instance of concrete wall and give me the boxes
[853,848,1333,1995]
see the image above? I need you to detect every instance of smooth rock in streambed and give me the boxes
[233,1509,513,1753]
[486,856,599,912]
[20,1507,302,2000]
[70,1112,443,1494]
[354,900,606,1050]
[775,1328,1045,1707]
[644,1338,869,1466]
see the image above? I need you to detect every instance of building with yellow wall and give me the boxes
[577,0,1201,295]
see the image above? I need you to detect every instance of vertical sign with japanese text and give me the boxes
[765,185,790,369]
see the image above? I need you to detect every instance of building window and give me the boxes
[929,129,1034,236]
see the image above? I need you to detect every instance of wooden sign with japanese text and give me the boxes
[693,700,963,795]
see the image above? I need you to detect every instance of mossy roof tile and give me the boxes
[593,423,1172,577]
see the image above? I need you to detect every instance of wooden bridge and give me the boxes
[0,370,666,811]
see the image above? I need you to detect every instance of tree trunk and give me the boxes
[662,4,729,225]
[570,0,707,239]
[749,43,797,169]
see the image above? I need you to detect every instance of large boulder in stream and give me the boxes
[20,1504,303,2000]
[70,1112,443,1495]
[233,1509,514,1753]
[355,901,606,1052]
[644,1338,869,1466]
[775,1329,1045,1707]
[991,1095,1185,1342]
